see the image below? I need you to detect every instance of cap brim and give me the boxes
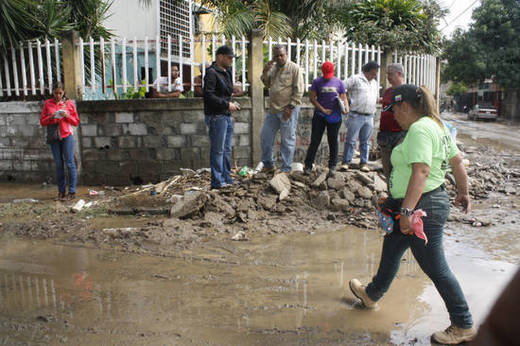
[383,103,394,112]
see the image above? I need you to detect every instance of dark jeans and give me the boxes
[304,112,342,169]
[365,187,473,328]
[49,134,77,194]
[205,115,234,188]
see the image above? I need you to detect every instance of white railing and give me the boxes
[0,35,438,101]
[78,34,250,99]
[392,51,437,92]
[264,37,383,90]
[0,39,61,97]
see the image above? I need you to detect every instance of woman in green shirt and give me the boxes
[348,85,476,345]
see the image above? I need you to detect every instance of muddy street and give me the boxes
[0,113,519,345]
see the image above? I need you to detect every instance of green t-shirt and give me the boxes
[389,117,459,198]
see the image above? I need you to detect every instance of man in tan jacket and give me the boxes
[260,45,304,173]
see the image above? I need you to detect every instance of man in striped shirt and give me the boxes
[341,61,380,172]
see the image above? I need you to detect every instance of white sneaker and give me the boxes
[431,325,477,344]
[349,278,378,309]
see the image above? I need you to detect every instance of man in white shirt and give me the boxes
[341,61,380,172]
[152,65,183,98]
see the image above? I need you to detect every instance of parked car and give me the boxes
[468,103,498,121]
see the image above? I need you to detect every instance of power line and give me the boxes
[441,0,480,31]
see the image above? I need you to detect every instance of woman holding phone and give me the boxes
[40,82,80,200]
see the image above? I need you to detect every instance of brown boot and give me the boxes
[431,325,477,344]
[349,278,378,309]
[55,192,66,201]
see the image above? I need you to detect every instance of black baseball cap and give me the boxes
[383,84,421,112]
[216,45,235,57]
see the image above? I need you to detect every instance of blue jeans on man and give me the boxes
[342,112,374,165]
[365,187,474,328]
[260,107,300,172]
[49,134,77,194]
[205,115,234,189]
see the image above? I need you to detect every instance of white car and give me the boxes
[468,103,498,121]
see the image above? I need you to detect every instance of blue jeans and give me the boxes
[342,112,374,164]
[365,188,473,328]
[260,107,300,172]
[205,115,234,188]
[49,134,77,194]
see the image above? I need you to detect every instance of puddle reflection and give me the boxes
[0,229,516,345]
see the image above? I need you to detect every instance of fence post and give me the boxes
[380,49,392,91]
[248,29,264,166]
[62,30,82,100]
[435,57,441,110]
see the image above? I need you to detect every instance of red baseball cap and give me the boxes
[322,61,334,79]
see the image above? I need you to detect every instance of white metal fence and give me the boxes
[0,35,438,100]
[0,39,61,97]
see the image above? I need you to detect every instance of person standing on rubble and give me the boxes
[260,45,304,173]
[378,63,406,182]
[304,61,349,176]
[203,46,240,189]
[348,84,476,345]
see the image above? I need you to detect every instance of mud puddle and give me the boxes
[0,228,517,345]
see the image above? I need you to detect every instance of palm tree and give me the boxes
[0,0,37,49]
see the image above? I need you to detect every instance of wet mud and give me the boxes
[0,112,519,344]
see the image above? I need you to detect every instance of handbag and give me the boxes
[46,122,62,144]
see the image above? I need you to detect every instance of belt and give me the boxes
[351,111,373,116]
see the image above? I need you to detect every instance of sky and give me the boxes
[438,0,482,38]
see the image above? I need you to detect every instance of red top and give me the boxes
[380,87,402,132]
[40,98,80,139]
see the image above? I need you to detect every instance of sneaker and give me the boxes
[328,167,336,177]
[431,325,477,345]
[349,278,378,309]
[340,163,350,171]
[359,163,370,172]
[261,166,275,174]
[304,166,313,175]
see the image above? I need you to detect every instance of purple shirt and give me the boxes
[310,77,346,111]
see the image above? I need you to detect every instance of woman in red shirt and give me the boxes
[40,83,80,200]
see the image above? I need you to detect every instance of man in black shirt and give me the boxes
[203,46,240,189]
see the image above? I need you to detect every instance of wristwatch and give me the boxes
[399,207,413,217]
[288,104,295,109]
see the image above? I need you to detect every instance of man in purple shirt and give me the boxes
[304,61,349,176]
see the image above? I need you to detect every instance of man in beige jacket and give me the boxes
[260,45,304,173]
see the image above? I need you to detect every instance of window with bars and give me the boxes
[160,0,192,58]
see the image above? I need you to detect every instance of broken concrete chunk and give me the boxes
[312,172,328,188]
[341,188,356,203]
[327,175,346,190]
[270,173,291,200]
[347,180,363,194]
[257,194,277,210]
[331,198,350,211]
[312,190,330,209]
[373,174,387,192]
[357,186,373,199]
[355,171,373,185]
[169,191,207,219]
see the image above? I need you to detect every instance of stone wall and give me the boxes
[0,101,53,182]
[0,98,378,186]
[77,97,252,185]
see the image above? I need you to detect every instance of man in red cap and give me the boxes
[304,61,349,176]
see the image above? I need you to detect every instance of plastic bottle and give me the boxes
[239,166,249,176]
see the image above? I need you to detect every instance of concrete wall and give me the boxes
[0,98,376,186]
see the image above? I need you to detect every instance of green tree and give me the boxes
[0,0,113,53]
[446,81,468,96]
[328,0,446,54]
[200,0,334,39]
[471,0,520,88]
[441,28,486,84]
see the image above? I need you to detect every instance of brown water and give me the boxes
[0,228,517,345]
